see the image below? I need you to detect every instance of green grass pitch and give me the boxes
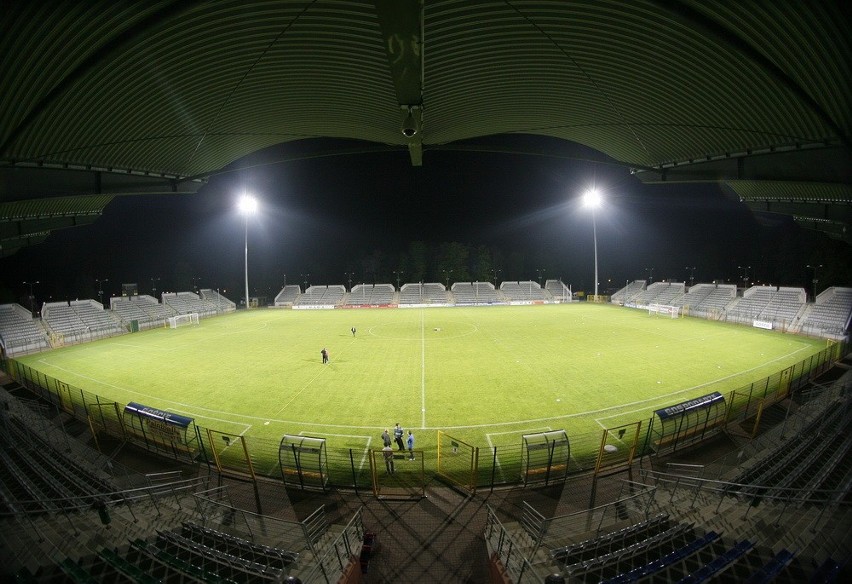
[16,304,824,459]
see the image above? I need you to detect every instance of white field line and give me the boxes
[420,309,427,428]
[218,425,254,456]
[593,344,812,424]
[305,432,373,473]
[262,432,373,477]
[35,359,252,430]
[271,337,357,417]
[594,419,631,449]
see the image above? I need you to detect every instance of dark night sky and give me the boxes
[0,136,847,307]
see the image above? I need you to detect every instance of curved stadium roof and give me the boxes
[1,0,850,255]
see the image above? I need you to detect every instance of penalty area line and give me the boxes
[304,432,373,473]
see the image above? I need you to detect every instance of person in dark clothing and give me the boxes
[382,429,392,448]
[321,348,329,364]
[393,423,405,451]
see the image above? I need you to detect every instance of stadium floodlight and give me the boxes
[238,194,258,309]
[582,189,603,300]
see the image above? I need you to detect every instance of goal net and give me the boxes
[648,304,679,318]
[168,313,200,328]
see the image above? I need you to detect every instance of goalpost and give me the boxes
[648,304,680,318]
[168,313,200,328]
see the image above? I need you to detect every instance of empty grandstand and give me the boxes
[726,286,782,325]
[0,304,49,356]
[42,300,124,346]
[398,282,449,305]
[544,279,572,302]
[294,285,346,307]
[274,285,302,306]
[800,287,852,340]
[451,282,499,305]
[501,281,550,302]
[759,287,807,331]
[611,280,646,305]
[110,295,173,330]
[685,284,738,319]
[344,283,395,306]
[162,291,225,317]
[199,289,236,314]
[629,282,686,308]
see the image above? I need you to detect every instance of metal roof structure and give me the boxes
[1,0,850,255]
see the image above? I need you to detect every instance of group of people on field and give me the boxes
[382,423,415,474]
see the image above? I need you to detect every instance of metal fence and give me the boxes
[2,341,846,493]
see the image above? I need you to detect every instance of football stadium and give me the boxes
[1,2,851,583]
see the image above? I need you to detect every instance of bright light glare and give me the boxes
[582,189,602,209]
[238,194,258,215]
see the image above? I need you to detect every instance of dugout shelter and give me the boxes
[521,430,571,486]
[123,401,198,460]
[279,434,330,492]
[648,391,727,455]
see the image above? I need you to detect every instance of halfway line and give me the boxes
[420,309,426,428]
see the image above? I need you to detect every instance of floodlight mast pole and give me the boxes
[592,209,598,299]
[23,280,39,317]
[244,212,249,309]
[239,194,257,310]
[582,189,602,300]
[96,278,108,307]
[806,264,822,300]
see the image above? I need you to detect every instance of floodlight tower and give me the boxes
[582,189,602,300]
[238,194,258,309]
[737,265,751,289]
[806,264,823,300]
[23,280,39,317]
[685,266,696,287]
[95,278,109,307]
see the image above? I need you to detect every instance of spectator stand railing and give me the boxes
[484,504,546,584]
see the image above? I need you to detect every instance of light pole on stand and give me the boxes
[23,280,39,317]
[95,278,109,307]
[582,189,603,301]
[238,193,258,309]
